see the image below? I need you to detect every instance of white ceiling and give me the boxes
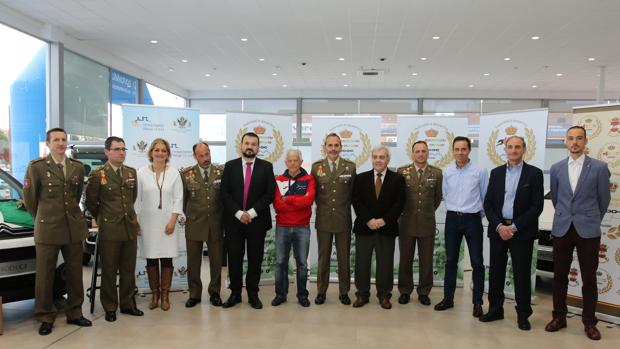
[2,0,620,98]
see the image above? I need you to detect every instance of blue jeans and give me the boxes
[275,226,311,299]
[443,211,485,304]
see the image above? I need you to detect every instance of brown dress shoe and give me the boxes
[544,318,567,332]
[472,304,483,318]
[352,296,369,308]
[380,298,392,310]
[584,325,601,340]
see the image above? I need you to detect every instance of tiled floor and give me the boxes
[2,262,618,348]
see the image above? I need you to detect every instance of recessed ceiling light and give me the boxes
[282,84,287,87]
[405,84,411,87]
[341,72,347,76]
[168,67,174,72]
[531,36,540,40]
[240,38,248,42]
[150,40,158,44]
[432,36,440,40]
[258,58,265,62]
[531,84,538,88]
[181,59,188,63]
[483,73,490,76]
[420,57,427,61]
[411,72,418,76]
[343,84,349,87]
[588,57,596,61]
[556,73,563,77]
[338,57,345,61]
[504,57,511,61]
[204,73,211,77]
[272,73,278,76]
[222,85,228,88]
[468,84,474,88]
[335,36,343,40]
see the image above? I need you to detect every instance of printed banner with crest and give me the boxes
[568,104,620,322]
[226,112,292,174]
[394,116,469,168]
[311,116,381,172]
[122,104,200,291]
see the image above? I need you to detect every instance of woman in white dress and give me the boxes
[135,138,183,311]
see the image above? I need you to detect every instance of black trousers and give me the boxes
[354,233,395,300]
[227,227,266,297]
[487,236,534,318]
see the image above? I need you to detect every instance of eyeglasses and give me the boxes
[110,147,128,152]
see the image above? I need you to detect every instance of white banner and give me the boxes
[395,115,469,168]
[311,116,381,172]
[568,104,620,322]
[226,112,293,175]
[478,108,548,170]
[122,104,200,291]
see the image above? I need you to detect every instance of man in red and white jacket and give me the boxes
[272,149,316,307]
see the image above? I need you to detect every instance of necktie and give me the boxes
[58,163,65,179]
[332,161,337,174]
[203,168,209,184]
[116,167,122,177]
[243,162,252,210]
[375,172,382,199]
[418,168,424,180]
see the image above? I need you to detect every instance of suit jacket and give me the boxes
[85,162,140,241]
[398,163,443,237]
[484,162,544,241]
[550,155,611,238]
[312,158,356,233]
[181,164,224,241]
[220,157,275,233]
[23,155,87,244]
[352,169,406,237]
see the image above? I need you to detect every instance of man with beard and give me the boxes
[181,142,225,308]
[220,132,275,309]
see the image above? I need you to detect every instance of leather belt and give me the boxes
[447,211,479,216]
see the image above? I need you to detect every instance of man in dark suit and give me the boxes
[351,146,405,310]
[545,126,610,340]
[480,136,544,331]
[220,132,275,309]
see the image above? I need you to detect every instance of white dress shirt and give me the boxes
[235,156,258,221]
[568,154,585,193]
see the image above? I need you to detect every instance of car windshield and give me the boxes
[0,170,22,201]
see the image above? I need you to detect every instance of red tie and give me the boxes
[243,161,252,210]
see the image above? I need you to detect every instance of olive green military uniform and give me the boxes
[312,158,356,295]
[23,155,88,323]
[397,163,443,297]
[181,164,224,300]
[85,162,140,312]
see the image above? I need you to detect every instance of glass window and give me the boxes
[481,99,541,113]
[143,82,186,107]
[110,69,138,137]
[200,114,227,142]
[64,50,109,141]
[0,23,48,181]
[243,99,297,114]
[302,99,358,114]
[191,99,242,114]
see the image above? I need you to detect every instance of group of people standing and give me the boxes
[23,125,609,341]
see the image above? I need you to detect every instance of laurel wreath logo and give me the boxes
[406,130,455,169]
[597,144,620,168]
[615,248,620,266]
[320,131,371,167]
[486,128,537,166]
[235,127,284,164]
[575,115,602,140]
[599,270,613,294]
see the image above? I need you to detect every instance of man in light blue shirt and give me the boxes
[434,136,488,318]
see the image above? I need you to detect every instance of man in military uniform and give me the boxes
[182,142,224,307]
[23,128,92,335]
[85,136,143,322]
[312,132,356,305]
[397,140,443,306]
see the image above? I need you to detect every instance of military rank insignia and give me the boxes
[100,170,108,185]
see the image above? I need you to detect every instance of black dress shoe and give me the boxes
[210,294,223,307]
[314,293,326,305]
[39,322,53,336]
[398,294,410,304]
[185,298,201,308]
[380,298,392,310]
[105,311,117,322]
[339,294,351,305]
[298,298,311,307]
[67,316,92,327]
[271,295,287,306]
[518,318,531,331]
[248,296,263,309]
[418,295,431,306]
[434,298,454,311]
[473,304,483,318]
[352,296,369,308]
[222,295,242,308]
[479,310,504,322]
[120,307,144,316]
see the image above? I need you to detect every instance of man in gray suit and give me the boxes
[545,125,610,341]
